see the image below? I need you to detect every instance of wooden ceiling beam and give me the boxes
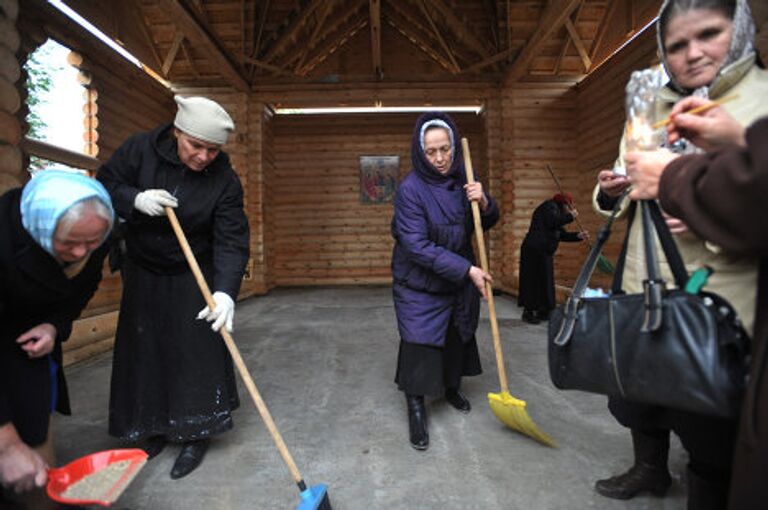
[180,38,200,78]
[122,0,165,72]
[423,0,492,58]
[589,0,620,61]
[293,0,335,71]
[503,0,582,85]
[298,17,369,76]
[461,46,517,74]
[564,17,591,71]
[261,0,325,63]
[159,0,249,90]
[162,30,184,75]
[554,0,585,74]
[382,5,456,75]
[370,0,382,77]
[418,0,459,73]
[285,0,364,69]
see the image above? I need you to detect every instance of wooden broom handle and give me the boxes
[460,138,509,393]
[165,207,304,484]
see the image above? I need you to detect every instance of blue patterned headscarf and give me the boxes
[20,170,114,255]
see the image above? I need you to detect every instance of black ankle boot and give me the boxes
[445,388,471,413]
[521,309,540,324]
[170,439,210,479]
[406,394,429,451]
[595,429,672,500]
[142,435,166,459]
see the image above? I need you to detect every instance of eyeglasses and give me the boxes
[424,146,452,158]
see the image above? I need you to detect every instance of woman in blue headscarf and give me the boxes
[0,170,113,502]
[391,112,499,451]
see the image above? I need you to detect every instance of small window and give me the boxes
[25,39,89,174]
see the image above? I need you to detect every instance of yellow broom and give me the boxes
[461,138,556,447]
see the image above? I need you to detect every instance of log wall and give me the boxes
[0,0,24,195]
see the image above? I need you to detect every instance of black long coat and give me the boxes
[97,124,250,442]
[517,199,580,313]
[0,188,108,446]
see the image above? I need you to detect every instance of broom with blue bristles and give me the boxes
[166,207,331,510]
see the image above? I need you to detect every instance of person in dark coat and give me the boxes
[625,98,768,509]
[391,112,499,451]
[0,170,113,507]
[97,96,249,480]
[517,193,586,324]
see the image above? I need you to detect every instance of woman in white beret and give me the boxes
[97,96,249,480]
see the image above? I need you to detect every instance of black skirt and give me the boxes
[395,323,482,396]
[108,258,239,443]
[517,238,555,313]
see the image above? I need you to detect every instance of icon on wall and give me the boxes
[359,155,399,204]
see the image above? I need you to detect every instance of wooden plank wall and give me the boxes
[573,26,658,291]
[493,82,581,298]
[268,111,486,286]
[0,0,23,195]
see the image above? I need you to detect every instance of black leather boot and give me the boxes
[595,429,672,500]
[445,388,471,413]
[406,394,429,451]
[142,435,166,459]
[170,439,210,479]
[521,309,540,324]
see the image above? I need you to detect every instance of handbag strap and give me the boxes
[552,193,626,347]
[640,201,664,332]
[610,200,637,294]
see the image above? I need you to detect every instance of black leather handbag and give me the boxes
[548,199,750,418]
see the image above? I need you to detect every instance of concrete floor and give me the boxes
[56,286,688,509]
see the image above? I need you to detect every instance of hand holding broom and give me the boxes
[165,207,331,510]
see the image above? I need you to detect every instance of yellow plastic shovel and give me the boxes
[461,138,556,447]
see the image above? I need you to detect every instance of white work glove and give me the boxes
[133,189,178,216]
[197,291,235,332]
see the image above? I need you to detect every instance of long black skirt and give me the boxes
[517,239,555,313]
[394,323,482,396]
[109,258,239,443]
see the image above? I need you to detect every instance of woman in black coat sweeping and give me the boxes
[97,96,249,480]
[0,170,113,507]
[517,192,586,324]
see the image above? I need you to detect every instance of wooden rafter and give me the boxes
[162,30,184,75]
[253,0,270,57]
[261,1,325,64]
[180,38,200,78]
[244,56,296,77]
[418,0,460,73]
[370,0,382,77]
[589,0,619,61]
[382,5,456,74]
[422,0,492,58]
[484,0,500,51]
[461,46,517,74]
[159,0,249,90]
[294,0,336,72]
[284,0,365,69]
[123,0,164,71]
[564,17,591,71]
[504,0,582,85]
[554,0,585,74]
[299,17,369,76]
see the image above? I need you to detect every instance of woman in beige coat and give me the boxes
[592,0,768,507]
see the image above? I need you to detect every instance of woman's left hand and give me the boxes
[464,183,489,211]
[625,150,679,200]
[16,324,57,358]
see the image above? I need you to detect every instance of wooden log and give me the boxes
[67,310,119,351]
[63,336,114,367]
[0,76,19,113]
[0,43,20,83]
[0,16,19,53]
[0,142,21,175]
[0,109,19,144]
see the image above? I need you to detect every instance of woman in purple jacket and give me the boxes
[392,112,499,451]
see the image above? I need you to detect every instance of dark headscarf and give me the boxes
[411,112,470,187]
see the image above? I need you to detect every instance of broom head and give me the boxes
[47,449,148,507]
[488,391,557,447]
[297,483,332,510]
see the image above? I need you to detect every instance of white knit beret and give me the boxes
[173,95,235,145]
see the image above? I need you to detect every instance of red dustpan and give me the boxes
[47,449,147,507]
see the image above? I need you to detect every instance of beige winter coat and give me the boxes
[593,57,768,335]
